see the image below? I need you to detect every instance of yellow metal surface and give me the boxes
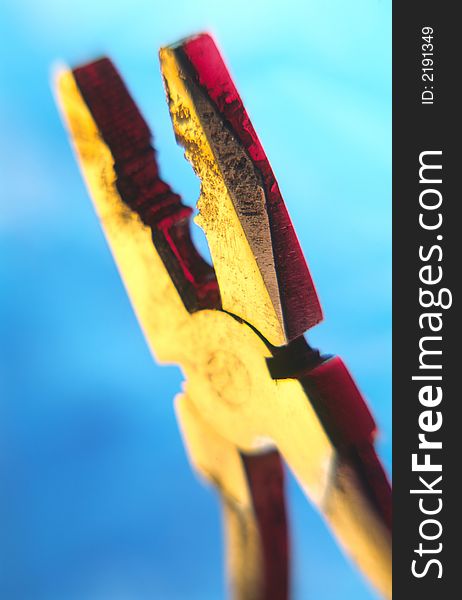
[55,65,391,599]
[176,394,264,600]
[160,47,286,347]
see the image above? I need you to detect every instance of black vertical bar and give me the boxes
[394,4,458,598]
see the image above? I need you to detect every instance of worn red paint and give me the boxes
[181,33,323,341]
[242,450,289,600]
[73,58,220,312]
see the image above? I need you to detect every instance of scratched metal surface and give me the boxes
[0,1,391,598]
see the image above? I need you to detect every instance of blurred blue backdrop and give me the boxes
[0,1,391,598]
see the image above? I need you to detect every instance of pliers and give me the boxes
[55,33,391,600]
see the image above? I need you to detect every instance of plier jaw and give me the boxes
[160,34,323,347]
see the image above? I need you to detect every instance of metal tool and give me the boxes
[55,32,391,599]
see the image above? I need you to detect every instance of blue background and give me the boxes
[0,1,391,598]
